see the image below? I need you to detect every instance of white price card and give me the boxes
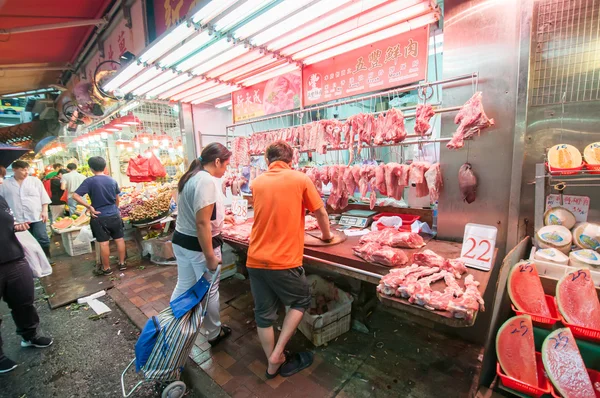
[460,223,498,271]
[545,194,590,222]
[231,198,248,219]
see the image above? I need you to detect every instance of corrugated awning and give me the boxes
[0,0,113,95]
[104,0,439,105]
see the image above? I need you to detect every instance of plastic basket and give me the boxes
[550,368,600,397]
[511,295,560,328]
[584,162,600,175]
[372,213,420,231]
[61,230,92,256]
[497,352,551,398]
[298,280,353,347]
[554,299,600,343]
[546,162,583,176]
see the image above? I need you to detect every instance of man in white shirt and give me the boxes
[61,163,86,215]
[0,161,52,262]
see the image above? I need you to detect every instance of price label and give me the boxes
[231,198,248,219]
[545,194,590,222]
[460,223,498,271]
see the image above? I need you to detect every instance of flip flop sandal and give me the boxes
[265,350,292,380]
[208,325,232,347]
[280,351,314,378]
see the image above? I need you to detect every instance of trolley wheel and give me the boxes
[161,381,186,398]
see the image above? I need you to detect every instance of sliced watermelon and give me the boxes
[507,261,552,317]
[52,218,74,230]
[556,268,600,329]
[542,328,595,398]
[496,315,538,387]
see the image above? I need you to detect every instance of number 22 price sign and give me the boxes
[460,223,498,271]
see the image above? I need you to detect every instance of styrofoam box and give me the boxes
[62,230,92,257]
[529,247,600,287]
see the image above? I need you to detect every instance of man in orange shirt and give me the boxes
[247,141,332,379]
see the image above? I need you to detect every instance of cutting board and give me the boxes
[304,230,347,246]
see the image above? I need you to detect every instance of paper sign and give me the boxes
[460,223,498,271]
[545,194,590,222]
[231,198,248,219]
[302,26,429,106]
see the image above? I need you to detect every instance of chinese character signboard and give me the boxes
[153,0,198,37]
[303,26,429,106]
[232,70,302,123]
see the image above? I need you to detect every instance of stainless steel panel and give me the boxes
[438,0,523,259]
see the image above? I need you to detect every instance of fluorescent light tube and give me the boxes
[191,45,249,76]
[267,0,389,51]
[139,23,196,64]
[120,67,163,94]
[175,38,233,72]
[184,84,235,103]
[132,70,179,96]
[238,64,299,87]
[215,100,233,108]
[158,31,212,68]
[206,50,263,79]
[233,0,312,40]
[103,62,144,92]
[159,76,206,99]
[291,2,431,60]
[192,0,242,25]
[304,13,437,65]
[220,57,278,81]
[214,0,277,32]
[176,81,221,102]
[251,0,352,46]
[146,74,192,98]
[191,86,239,104]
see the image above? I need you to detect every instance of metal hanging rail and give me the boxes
[225,72,477,132]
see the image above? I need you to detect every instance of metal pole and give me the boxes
[1,18,107,35]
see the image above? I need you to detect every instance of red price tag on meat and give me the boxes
[460,223,497,271]
[232,199,248,219]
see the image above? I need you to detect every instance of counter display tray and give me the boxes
[130,212,172,227]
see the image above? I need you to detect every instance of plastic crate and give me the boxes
[546,162,583,176]
[497,352,551,398]
[511,295,560,328]
[550,368,600,397]
[61,230,92,257]
[298,278,353,347]
[554,297,600,343]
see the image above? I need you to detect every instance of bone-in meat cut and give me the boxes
[353,242,408,267]
[424,163,443,202]
[458,163,477,204]
[409,161,431,198]
[230,137,250,168]
[221,220,254,243]
[411,249,468,279]
[414,104,435,136]
[359,229,425,249]
[447,92,495,150]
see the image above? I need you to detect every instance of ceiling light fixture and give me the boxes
[214,0,277,32]
[119,67,163,94]
[215,100,233,108]
[175,37,233,72]
[304,12,438,65]
[158,76,206,99]
[291,2,431,60]
[238,63,299,87]
[132,70,179,96]
[158,31,212,68]
[147,74,193,98]
[191,45,249,76]
[233,0,312,40]
[139,23,196,64]
[103,62,144,92]
[191,86,239,104]
[175,81,221,102]
[192,0,242,25]
[183,84,237,103]
[220,57,278,81]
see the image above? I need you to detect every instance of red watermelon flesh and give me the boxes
[496,315,538,387]
[557,268,600,330]
[52,218,73,230]
[508,261,552,317]
[542,328,595,398]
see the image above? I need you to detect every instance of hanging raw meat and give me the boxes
[447,92,495,150]
[385,163,404,200]
[409,161,431,198]
[383,108,407,143]
[414,104,435,136]
[424,163,443,202]
[458,163,477,204]
[375,164,387,195]
[230,137,250,168]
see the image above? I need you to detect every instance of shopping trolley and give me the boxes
[121,265,221,398]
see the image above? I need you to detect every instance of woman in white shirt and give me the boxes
[171,142,233,347]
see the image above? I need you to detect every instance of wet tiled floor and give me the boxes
[50,244,482,398]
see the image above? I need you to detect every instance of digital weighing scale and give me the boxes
[338,209,377,228]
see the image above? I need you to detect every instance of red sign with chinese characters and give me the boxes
[302,26,429,106]
[232,70,302,122]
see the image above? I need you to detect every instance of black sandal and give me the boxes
[265,350,292,379]
[280,352,314,377]
[208,325,231,347]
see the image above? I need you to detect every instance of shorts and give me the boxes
[247,266,311,328]
[90,214,124,243]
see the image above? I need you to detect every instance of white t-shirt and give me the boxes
[61,171,87,194]
[0,176,51,223]
[175,171,224,237]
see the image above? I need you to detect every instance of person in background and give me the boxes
[73,157,125,276]
[0,165,5,185]
[170,143,233,347]
[61,163,86,215]
[0,161,52,264]
[247,141,332,379]
[49,169,68,223]
[0,193,53,374]
[43,163,63,181]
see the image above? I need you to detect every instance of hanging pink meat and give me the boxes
[414,104,435,136]
[424,163,443,202]
[358,165,371,199]
[447,92,495,150]
[409,161,431,198]
[338,165,349,209]
[351,165,361,188]
[343,166,357,197]
[375,164,387,196]
[361,114,376,146]
[373,114,386,145]
[383,108,407,143]
[385,163,404,200]
[394,164,410,199]
[327,166,341,210]
[458,163,477,204]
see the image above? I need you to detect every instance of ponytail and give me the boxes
[178,159,202,193]
[177,143,231,193]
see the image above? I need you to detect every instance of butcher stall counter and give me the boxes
[223,229,495,328]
